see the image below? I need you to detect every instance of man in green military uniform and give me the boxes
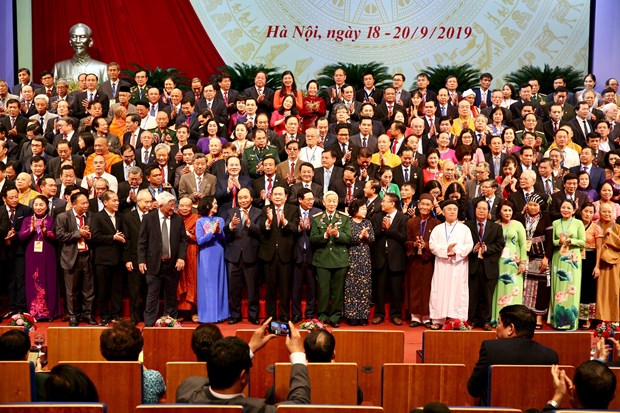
[310,190,351,327]
[149,111,177,144]
[242,128,280,179]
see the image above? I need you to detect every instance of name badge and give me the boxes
[34,240,43,253]
[525,239,532,252]
[77,240,86,251]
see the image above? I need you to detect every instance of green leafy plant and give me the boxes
[121,63,190,91]
[504,65,583,94]
[419,64,480,92]
[217,63,283,92]
[316,62,392,92]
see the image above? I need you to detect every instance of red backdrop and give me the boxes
[31,0,225,85]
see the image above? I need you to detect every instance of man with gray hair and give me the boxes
[508,169,543,220]
[49,79,75,113]
[138,191,188,326]
[123,188,153,325]
[118,166,147,212]
[29,94,58,135]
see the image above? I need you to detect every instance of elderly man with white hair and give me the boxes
[507,169,544,221]
[138,190,188,327]
[29,94,58,135]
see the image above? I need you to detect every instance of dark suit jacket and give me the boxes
[47,155,85,179]
[72,90,110,118]
[375,102,405,128]
[215,174,252,217]
[365,196,382,222]
[52,133,81,155]
[174,112,201,143]
[215,89,240,114]
[567,117,592,147]
[484,152,509,179]
[0,115,28,145]
[331,179,364,211]
[99,79,130,101]
[465,220,505,279]
[569,164,606,190]
[91,210,125,265]
[350,134,378,154]
[295,206,321,264]
[136,147,157,169]
[467,338,558,406]
[251,175,287,209]
[542,119,567,144]
[224,205,262,265]
[138,210,188,275]
[371,210,408,272]
[542,102,575,122]
[54,209,90,270]
[12,82,41,96]
[312,166,343,191]
[549,191,588,220]
[508,190,545,221]
[117,181,148,212]
[258,203,299,263]
[196,99,228,127]
[122,209,142,267]
[391,164,424,196]
[111,161,133,183]
[435,104,458,120]
[243,86,275,115]
[326,142,359,167]
[356,88,384,105]
[534,175,563,195]
[473,195,501,221]
[287,182,324,209]
[175,364,310,409]
[473,88,492,108]
[123,128,146,150]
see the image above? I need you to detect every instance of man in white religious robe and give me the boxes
[428,200,474,328]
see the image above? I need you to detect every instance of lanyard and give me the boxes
[444,222,457,243]
[419,219,428,238]
[525,214,540,239]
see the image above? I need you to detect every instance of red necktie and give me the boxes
[267,177,273,195]
[290,162,295,179]
[160,166,166,182]
[232,185,237,208]
[185,115,191,126]
[388,105,393,117]
[392,139,398,154]
[223,91,228,106]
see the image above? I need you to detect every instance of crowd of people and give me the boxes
[1,61,620,331]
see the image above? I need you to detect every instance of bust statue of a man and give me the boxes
[52,23,108,84]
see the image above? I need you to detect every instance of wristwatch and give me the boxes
[546,400,559,408]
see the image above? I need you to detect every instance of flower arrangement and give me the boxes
[8,313,37,332]
[154,316,181,328]
[298,319,326,332]
[593,321,620,338]
[442,319,472,331]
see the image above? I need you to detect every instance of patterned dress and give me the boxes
[343,219,374,320]
[580,222,603,322]
[549,218,586,330]
[491,220,527,325]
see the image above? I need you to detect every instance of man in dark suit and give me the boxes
[123,114,145,150]
[54,191,97,326]
[350,116,378,153]
[175,97,202,143]
[12,68,41,96]
[569,147,606,191]
[138,192,189,327]
[47,140,85,179]
[110,145,137,183]
[117,166,147,213]
[322,67,347,113]
[292,188,321,323]
[485,136,508,179]
[122,189,152,325]
[312,149,343,192]
[310,191,350,327]
[176,322,310,407]
[242,71,275,116]
[224,188,262,325]
[215,73,240,115]
[507,170,542,221]
[363,179,382,221]
[196,83,228,128]
[392,148,424,197]
[371,192,408,325]
[258,185,299,322]
[467,304,559,406]
[542,87,575,122]
[331,165,364,211]
[288,162,324,209]
[535,158,563,195]
[356,72,383,105]
[435,88,459,120]
[481,89,513,124]
[90,191,126,326]
[374,87,405,129]
[326,123,358,168]
[549,173,588,220]
[466,199,505,330]
[215,156,252,218]
[98,62,130,101]
[473,73,493,108]
[392,73,411,108]
[36,176,67,216]
[1,188,25,318]
[568,101,593,147]
[251,155,285,209]
[71,74,110,119]
[474,179,502,221]
[0,99,29,145]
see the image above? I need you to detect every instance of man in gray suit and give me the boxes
[176,319,310,411]
[178,153,216,206]
[55,190,97,326]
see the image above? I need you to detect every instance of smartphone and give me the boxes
[268,321,290,337]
